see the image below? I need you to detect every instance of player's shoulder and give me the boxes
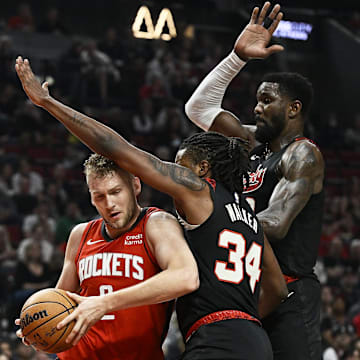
[147,210,179,225]
[285,138,324,164]
[68,222,91,242]
[281,138,324,180]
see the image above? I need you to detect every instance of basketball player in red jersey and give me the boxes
[184,2,325,359]
[16,43,288,358]
[15,153,199,360]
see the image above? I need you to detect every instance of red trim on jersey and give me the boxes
[205,178,216,191]
[294,136,319,148]
[185,310,261,342]
[142,207,162,267]
[75,220,95,266]
[283,274,299,284]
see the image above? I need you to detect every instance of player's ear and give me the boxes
[198,160,211,178]
[289,100,302,119]
[133,176,141,196]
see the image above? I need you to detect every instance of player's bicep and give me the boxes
[56,223,85,292]
[146,212,197,272]
[270,175,313,218]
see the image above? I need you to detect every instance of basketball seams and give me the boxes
[22,306,77,338]
[52,289,77,308]
[21,300,70,313]
[46,322,72,353]
[20,288,78,353]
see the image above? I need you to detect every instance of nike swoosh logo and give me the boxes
[287,291,295,298]
[87,239,105,245]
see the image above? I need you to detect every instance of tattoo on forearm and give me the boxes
[72,112,89,128]
[70,111,118,155]
[148,156,205,191]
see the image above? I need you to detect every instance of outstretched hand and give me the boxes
[57,292,107,346]
[15,56,50,107]
[234,2,284,61]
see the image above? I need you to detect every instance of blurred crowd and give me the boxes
[0,2,359,360]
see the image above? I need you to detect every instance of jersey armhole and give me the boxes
[142,207,162,269]
[75,221,95,266]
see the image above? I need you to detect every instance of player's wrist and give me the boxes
[232,50,249,63]
[228,50,247,69]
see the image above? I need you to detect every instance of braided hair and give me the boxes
[178,132,249,195]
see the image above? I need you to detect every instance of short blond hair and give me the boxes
[83,154,133,183]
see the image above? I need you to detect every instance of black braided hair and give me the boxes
[179,132,249,195]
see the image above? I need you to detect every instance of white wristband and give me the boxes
[185,51,246,131]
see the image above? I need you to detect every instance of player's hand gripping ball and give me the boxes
[20,288,77,353]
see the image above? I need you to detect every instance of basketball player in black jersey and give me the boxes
[185,2,324,360]
[15,53,288,359]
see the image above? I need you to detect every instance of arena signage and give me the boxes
[132,6,177,41]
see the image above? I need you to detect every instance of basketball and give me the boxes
[20,288,77,354]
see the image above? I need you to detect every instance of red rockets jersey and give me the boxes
[58,208,173,360]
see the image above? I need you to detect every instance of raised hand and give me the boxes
[15,56,50,107]
[57,292,107,346]
[234,2,284,61]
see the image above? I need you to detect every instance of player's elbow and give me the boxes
[180,267,200,295]
[184,98,197,121]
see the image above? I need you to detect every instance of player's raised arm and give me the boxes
[15,57,210,219]
[184,2,283,144]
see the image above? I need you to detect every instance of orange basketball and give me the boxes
[20,288,77,354]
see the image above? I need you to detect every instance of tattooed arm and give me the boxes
[15,57,212,225]
[257,140,324,241]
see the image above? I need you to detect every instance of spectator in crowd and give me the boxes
[11,241,53,328]
[22,201,56,239]
[80,39,120,107]
[12,158,43,196]
[7,3,35,32]
[323,237,347,286]
[55,201,84,246]
[38,7,69,35]
[17,222,54,264]
[98,27,125,68]
[0,163,15,196]
[11,175,38,217]
[0,190,19,225]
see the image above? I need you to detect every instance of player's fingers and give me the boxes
[268,11,283,34]
[57,313,75,330]
[266,44,285,56]
[15,318,21,326]
[267,3,281,20]
[65,319,82,343]
[66,292,83,304]
[42,82,49,90]
[256,1,271,25]
[16,328,24,338]
[72,325,88,346]
[249,7,259,25]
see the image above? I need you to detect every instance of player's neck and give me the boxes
[270,129,303,152]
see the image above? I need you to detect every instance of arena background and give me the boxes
[0,1,359,359]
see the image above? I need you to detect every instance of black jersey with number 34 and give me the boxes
[176,179,265,338]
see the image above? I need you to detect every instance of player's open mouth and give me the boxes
[110,212,121,219]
